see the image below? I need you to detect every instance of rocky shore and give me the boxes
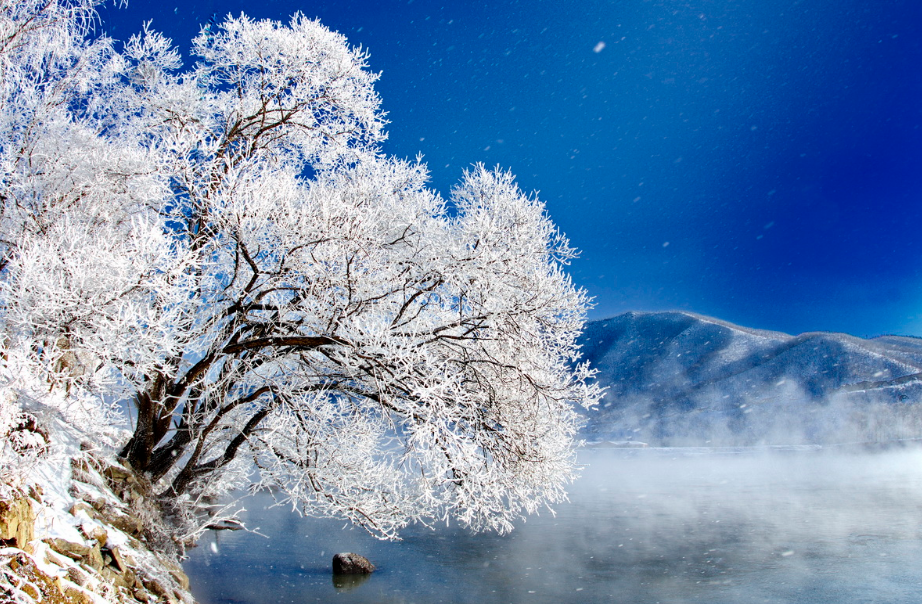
[1,448,194,604]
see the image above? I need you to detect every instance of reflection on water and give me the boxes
[332,572,371,592]
[184,447,922,603]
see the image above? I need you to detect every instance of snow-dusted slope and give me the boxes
[579,311,922,446]
[1,353,195,604]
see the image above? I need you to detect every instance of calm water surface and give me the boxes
[184,447,922,603]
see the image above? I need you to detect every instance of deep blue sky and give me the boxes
[97,0,922,338]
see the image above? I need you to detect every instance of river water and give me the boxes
[184,446,922,603]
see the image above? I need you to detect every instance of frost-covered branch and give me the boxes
[0,2,601,541]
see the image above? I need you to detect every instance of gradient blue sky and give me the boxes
[98,0,922,337]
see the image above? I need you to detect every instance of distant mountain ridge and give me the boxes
[579,311,922,446]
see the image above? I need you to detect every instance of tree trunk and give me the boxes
[119,374,168,472]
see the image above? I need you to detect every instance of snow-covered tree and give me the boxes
[0,1,601,540]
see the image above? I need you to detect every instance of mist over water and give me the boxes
[184,447,922,603]
[579,312,922,449]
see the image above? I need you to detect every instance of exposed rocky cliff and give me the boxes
[580,311,922,446]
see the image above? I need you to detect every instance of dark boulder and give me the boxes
[332,552,375,574]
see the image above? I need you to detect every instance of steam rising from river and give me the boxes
[186,446,922,604]
[595,382,922,447]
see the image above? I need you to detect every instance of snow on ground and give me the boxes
[1,351,193,603]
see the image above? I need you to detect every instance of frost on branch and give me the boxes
[0,3,602,542]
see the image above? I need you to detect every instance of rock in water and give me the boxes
[332,552,375,574]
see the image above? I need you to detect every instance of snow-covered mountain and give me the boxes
[579,311,922,446]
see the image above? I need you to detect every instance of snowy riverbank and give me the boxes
[1,357,194,603]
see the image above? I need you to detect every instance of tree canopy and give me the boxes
[0,0,600,542]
